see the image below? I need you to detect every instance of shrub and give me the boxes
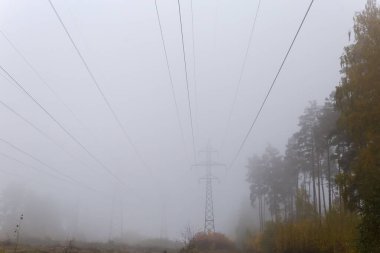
[245,210,359,253]
[188,232,235,251]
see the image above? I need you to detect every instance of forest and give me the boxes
[245,1,380,252]
[0,1,378,253]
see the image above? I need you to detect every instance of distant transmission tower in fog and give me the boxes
[193,145,225,233]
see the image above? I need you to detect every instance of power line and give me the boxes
[0,30,94,137]
[0,152,104,199]
[220,0,262,151]
[0,64,127,188]
[228,0,315,169]
[0,97,140,197]
[154,0,189,162]
[0,138,100,194]
[190,0,200,139]
[47,1,165,201]
[47,1,166,201]
[0,150,68,183]
[0,95,93,173]
[0,110,148,199]
[47,0,150,173]
[177,0,197,161]
[0,151,110,199]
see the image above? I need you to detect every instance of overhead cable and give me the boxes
[177,0,197,160]
[228,0,315,169]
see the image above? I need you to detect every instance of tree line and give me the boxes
[246,1,380,252]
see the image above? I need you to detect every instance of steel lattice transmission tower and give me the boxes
[193,145,225,233]
[204,166,215,233]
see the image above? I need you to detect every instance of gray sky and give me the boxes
[0,0,367,241]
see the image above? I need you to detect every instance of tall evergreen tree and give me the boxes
[335,1,380,251]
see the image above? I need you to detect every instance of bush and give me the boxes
[245,210,360,253]
[188,232,235,251]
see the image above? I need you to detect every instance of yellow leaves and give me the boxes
[189,232,235,251]
[245,211,360,253]
[244,232,263,253]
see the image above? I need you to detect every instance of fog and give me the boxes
[0,0,366,243]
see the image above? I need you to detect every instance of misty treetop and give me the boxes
[246,1,380,252]
[247,99,338,225]
[335,0,380,251]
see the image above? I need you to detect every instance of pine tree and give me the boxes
[335,1,380,251]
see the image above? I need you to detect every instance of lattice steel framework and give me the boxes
[193,145,225,233]
[204,166,215,233]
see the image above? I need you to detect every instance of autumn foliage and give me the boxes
[188,232,235,251]
[244,210,359,253]
[244,1,380,252]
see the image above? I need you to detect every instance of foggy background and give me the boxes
[0,0,366,242]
